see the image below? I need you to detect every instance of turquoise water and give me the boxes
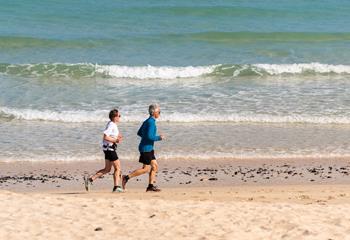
[1,0,350,64]
[1,1,350,161]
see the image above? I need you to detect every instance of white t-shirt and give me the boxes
[102,121,119,151]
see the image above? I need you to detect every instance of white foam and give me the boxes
[2,152,350,163]
[157,152,350,161]
[253,63,350,75]
[0,107,148,123]
[95,64,217,79]
[162,113,350,124]
[0,107,108,123]
[180,113,350,124]
[2,107,350,124]
[0,154,104,163]
[3,62,350,79]
[1,63,97,78]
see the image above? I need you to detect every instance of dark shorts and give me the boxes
[139,150,156,165]
[104,150,119,161]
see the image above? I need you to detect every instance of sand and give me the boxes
[1,158,350,239]
[1,157,350,192]
[1,186,350,240]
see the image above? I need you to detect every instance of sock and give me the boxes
[124,175,130,182]
[89,177,93,182]
[148,184,154,188]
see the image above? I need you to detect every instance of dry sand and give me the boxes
[1,158,350,239]
[1,185,350,239]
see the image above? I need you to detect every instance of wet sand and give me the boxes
[1,157,350,192]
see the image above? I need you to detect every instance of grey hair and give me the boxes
[149,103,160,115]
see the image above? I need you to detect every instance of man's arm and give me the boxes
[137,125,143,137]
[146,121,161,141]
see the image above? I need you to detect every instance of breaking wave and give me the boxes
[2,62,350,79]
[1,107,350,124]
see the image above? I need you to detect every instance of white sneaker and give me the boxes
[112,186,123,193]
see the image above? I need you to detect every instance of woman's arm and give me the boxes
[103,134,118,143]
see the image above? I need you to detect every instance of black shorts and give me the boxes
[139,150,156,165]
[104,150,119,161]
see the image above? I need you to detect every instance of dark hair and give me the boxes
[109,109,119,121]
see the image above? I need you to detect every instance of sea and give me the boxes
[1,0,350,162]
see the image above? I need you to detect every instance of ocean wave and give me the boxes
[95,64,216,79]
[2,107,350,124]
[163,113,350,124]
[2,62,350,79]
[0,63,216,79]
[252,63,350,75]
[0,63,97,79]
[213,63,350,77]
[0,107,108,123]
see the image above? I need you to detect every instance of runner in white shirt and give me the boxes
[84,109,123,192]
[102,121,119,151]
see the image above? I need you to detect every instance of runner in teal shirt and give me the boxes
[137,116,161,153]
[122,104,165,192]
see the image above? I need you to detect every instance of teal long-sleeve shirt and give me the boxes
[137,116,161,152]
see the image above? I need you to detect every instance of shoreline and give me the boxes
[1,157,350,192]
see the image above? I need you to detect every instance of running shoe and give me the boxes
[146,185,161,192]
[112,186,124,193]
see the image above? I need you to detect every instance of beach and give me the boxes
[2,0,350,239]
[1,158,350,239]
